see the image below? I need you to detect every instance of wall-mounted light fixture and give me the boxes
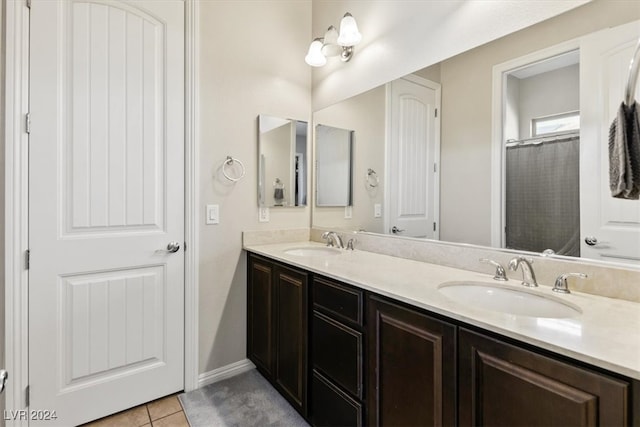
[305,13,362,67]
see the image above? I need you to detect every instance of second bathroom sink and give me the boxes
[283,246,342,257]
[438,281,581,318]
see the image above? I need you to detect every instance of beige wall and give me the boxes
[439,0,640,246]
[198,0,311,374]
[313,85,385,233]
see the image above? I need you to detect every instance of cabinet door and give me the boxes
[247,255,274,376]
[275,265,308,416]
[459,328,630,426]
[367,296,456,426]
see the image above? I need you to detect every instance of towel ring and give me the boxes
[222,156,246,182]
[366,168,379,188]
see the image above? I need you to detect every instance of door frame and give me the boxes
[3,1,200,423]
[490,38,580,248]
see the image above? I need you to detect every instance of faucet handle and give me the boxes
[553,273,588,294]
[480,258,508,281]
[346,238,356,250]
[321,231,333,247]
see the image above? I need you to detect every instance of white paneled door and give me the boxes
[387,77,440,238]
[580,20,640,264]
[28,0,185,425]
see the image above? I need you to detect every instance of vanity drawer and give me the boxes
[311,370,363,427]
[312,310,363,399]
[313,276,363,327]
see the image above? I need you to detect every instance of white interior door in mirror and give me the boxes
[581,20,640,264]
[28,0,185,424]
[316,124,353,207]
[387,77,440,238]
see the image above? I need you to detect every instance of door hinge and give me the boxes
[184,241,187,251]
[25,113,31,134]
[435,108,438,118]
[25,250,30,270]
[433,163,437,173]
[433,222,437,232]
[25,385,30,407]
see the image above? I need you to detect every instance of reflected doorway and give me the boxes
[502,50,581,256]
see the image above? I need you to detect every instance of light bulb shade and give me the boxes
[337,13,362,47]
[305,38,327,67]
[321,26,342,57]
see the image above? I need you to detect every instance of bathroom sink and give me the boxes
[283,246,342,257]
[438,281,581,318]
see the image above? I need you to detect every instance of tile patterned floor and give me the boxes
[83,394,189,427]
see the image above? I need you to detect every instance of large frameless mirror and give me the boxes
[310,9,640,268]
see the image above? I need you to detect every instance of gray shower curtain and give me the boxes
[505,135,580,256]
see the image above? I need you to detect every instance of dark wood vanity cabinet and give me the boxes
[367,295,457,427]
[310,277,365,427]
[458,328,631,426]
[247,254,308,417]
[247,253,637,427]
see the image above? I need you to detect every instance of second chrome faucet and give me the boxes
[508,256,538,287]
[321,231,344,249]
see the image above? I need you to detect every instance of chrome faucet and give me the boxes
[508,256,538,287]
[321,231,344,249]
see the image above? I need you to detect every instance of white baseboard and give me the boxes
[197,359,256,389]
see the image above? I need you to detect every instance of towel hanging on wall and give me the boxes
[609,39,640,200]
[609,101,640,200]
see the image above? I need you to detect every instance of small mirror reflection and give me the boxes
[315,124,354,207]
[258,115,308,208]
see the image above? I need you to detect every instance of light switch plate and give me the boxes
[259,207,270,223]
[344,206,353,219]
[206,204,219,225]
[374,203,382,218]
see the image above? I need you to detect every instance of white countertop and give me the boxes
[244,241,640,380]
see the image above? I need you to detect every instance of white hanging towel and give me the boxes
[608,101,640,199]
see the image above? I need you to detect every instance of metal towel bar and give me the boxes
[624,39,640,106]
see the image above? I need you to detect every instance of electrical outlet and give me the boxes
[344,206,353,219]
[259,207,270,222]
[206,204,220,225]
[374,203,382,218]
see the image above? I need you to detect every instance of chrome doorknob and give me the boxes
[584,236,598,246]
[0,370,8,394]
[391,226,405,234]
[166,241,181,253]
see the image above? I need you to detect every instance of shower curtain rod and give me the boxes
[624,38,640,106]
[506,131,579,147]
